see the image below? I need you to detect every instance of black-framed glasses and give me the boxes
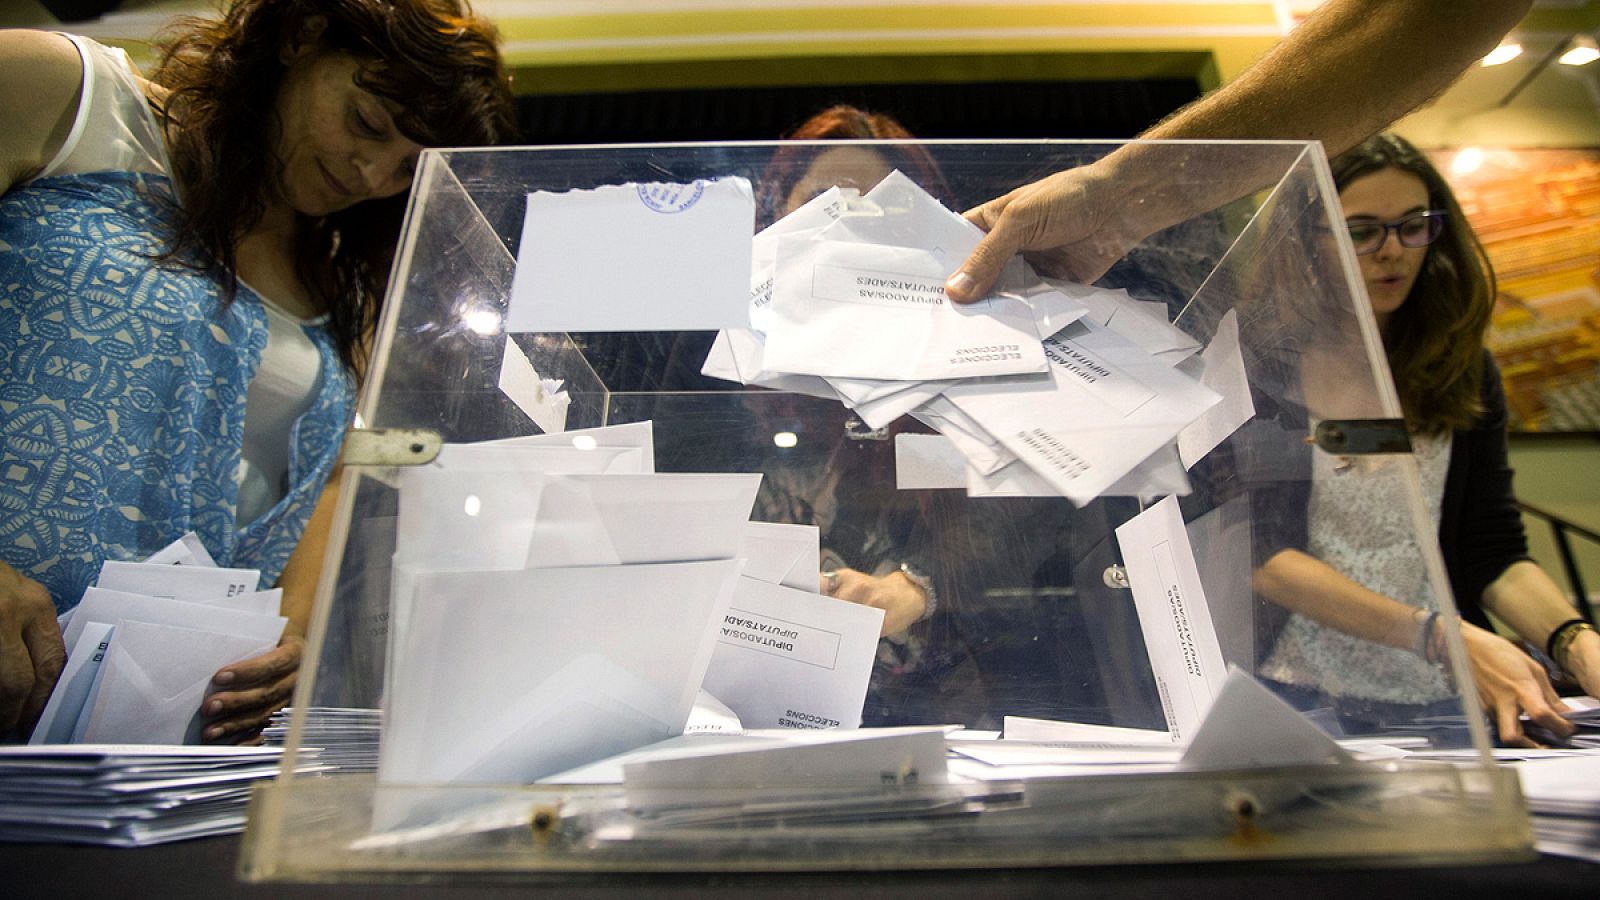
[1345,210,1448,255]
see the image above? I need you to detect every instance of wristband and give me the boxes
[1547,618,1596,669]
[1414,609,1441,661]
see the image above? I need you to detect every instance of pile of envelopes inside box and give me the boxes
[375,421,895,830]
[700,170,1254,505]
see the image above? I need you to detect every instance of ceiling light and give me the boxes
[1482,42,1523,66]
[1451,147,1485,177]
[1559,35,1599,66]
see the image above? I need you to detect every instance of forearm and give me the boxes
[273,468,343,640]
[1090,0,1531,237]
[1482,560,1599,686]
[1146,0,1529,151]
[1253,549,1425,650]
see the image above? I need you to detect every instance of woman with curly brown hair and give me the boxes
[0,0,517,741]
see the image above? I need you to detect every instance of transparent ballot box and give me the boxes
[241,141,1530,879]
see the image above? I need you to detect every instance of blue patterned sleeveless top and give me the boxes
[0,170,355,611]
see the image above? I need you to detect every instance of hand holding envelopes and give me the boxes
[701,168,1249,506]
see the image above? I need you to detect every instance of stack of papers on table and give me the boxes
[1511,748,1600,863]
[263,707,381,772]
[700,170,1256,505]
[0,744,323,847]
[33,534,286,746]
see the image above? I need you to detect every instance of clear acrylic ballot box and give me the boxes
[241,141,1531,880]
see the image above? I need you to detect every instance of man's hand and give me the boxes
[946,160,1143,303]
[822,567,927,638]
[200,634,304,744]
[1459,621,1573,748]
[0,561,65,740]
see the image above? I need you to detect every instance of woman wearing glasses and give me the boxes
[1254,133,1598,745]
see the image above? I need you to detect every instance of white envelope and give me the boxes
[829,376,955,431]
[1176,309,1256,469]
[912,397,1015,476]
[1115,496,1228,742]
[62,587,287,652]
[944,319,1220,505]
[505,177,756,332]
[699,327,841,399]
[1044,278,1201,366]
[738,522,820,590]
[524,473,762,569]
[377,559,745,796]
[622,725,949,795]
[81,620,279,745]
[698,577,883,730]
[762,236,1048,382]
[477,420,657,469]
[1178,667,1353,771]
[893,432,971,491]
[749,186,847,333]
[94,561,260,604]
[30,622,115,745]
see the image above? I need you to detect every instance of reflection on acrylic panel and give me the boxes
[1428,147,1600,432]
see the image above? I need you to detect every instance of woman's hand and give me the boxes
[0,561,65,740]
[199,634,305,745]
[821,567,927,638]
[1459,621,1573,747]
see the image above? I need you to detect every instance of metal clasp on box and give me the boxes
[1311,419,1411,456]
[340,428,443,467]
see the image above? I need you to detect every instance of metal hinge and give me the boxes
[1311,419,1412,456]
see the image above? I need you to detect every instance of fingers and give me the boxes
[202,670,296,743]
[946,210,1025,304]
[19,612,66,735]
[212,636,304,690]
[0,567,60,736]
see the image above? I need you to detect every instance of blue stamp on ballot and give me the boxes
[637,180,706,214]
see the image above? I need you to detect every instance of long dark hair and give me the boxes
[1330,133,1494,435]
[152,0,518,372]
[757,104,953,225]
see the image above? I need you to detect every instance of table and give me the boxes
[2,836,1596,900]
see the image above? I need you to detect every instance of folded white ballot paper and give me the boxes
[748,186,848,333]
[30,622,116,745]
[945,319,1220,504]
[376,558,744,823]
[698,577,883,731]
[763,236,1048,382]
[505,176,756,333]
[737,521,820,591]
[1045,278,1201,366]
[913,397,1015,477]
[81,620,279,745]
[1115,496,1228,742]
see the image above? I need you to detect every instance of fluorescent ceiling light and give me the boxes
[1482,42,1523,66]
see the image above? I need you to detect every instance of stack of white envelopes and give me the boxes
[0,744,322,847]
[31,535,288,746]
[375,421,765,825]
[264,707,382,772]
[702,170,1256,505]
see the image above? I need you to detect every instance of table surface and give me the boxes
[2,835,1597,900]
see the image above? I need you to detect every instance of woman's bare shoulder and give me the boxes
[0,30,90,191]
